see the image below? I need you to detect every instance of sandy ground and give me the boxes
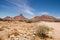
[0,21,60,40]
[38,21,60,40]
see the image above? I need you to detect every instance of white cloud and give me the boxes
[25,9,34,15]
[6,0,34,15]
[41,12,49,15]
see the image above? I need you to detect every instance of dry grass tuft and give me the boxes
[36,25,54,40]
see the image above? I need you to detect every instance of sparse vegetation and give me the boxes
[0,28,4,31]
[0,21,59,40]
[25,20,32,23]
[36,25,53,40]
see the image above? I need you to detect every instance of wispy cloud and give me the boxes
[6,0,34,15]
[41,12,49,15]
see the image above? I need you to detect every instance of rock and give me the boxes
[31,16,40,22]
[3,16,12,21]
[31,15,56,22]
[40,15,56,22]
[13,14,28,22]
[0,14,60,22]
[0,18,3,21]
[55,18,60,22]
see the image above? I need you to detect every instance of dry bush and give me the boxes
[0,28,4,31]
[25,20,32,23]
[36,25,53,40]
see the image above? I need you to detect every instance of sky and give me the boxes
[0,0,60,18]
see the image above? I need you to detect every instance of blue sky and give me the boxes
[0,0,60,18]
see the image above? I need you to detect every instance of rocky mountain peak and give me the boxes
[19,14,23,16]
[3,16,12,21]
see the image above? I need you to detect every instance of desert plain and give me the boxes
[0,21,60,40]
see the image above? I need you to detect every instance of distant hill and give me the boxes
[3,16,12,21]
[3,14,29,22]
[0,14,60,22]
[31,15,56,22]
[12,14,28,21]
[0,18,3,21]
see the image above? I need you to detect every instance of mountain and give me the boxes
[3,14,28,22]
[12,14,28,21]
[40,15,56,21]
[31,15,56,22]
[0,18,3,21]
[55,18,60,22]
[31,16,41,22]
[1,14,60,22]
[3,16,12,21]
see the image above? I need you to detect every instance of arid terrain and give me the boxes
[0,0,60,40]
[0,21,39,40]
[0,21,60,40]
[39,21,60,40]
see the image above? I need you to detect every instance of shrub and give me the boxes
[36,25,53,39]
[25,20,32,23]
[0,28,4,31]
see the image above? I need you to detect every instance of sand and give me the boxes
[0,21,60,40]
[39,21,60,40]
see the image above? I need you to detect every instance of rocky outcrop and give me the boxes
[3,14,28,22]
[0,18,3,21]
[31,15,56,22]
[13,14,28,21]
[31,16,41,22]
[55,18,60,22]
[40,15,56,22]
[0,14,60,22]
[3,16,12,21]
